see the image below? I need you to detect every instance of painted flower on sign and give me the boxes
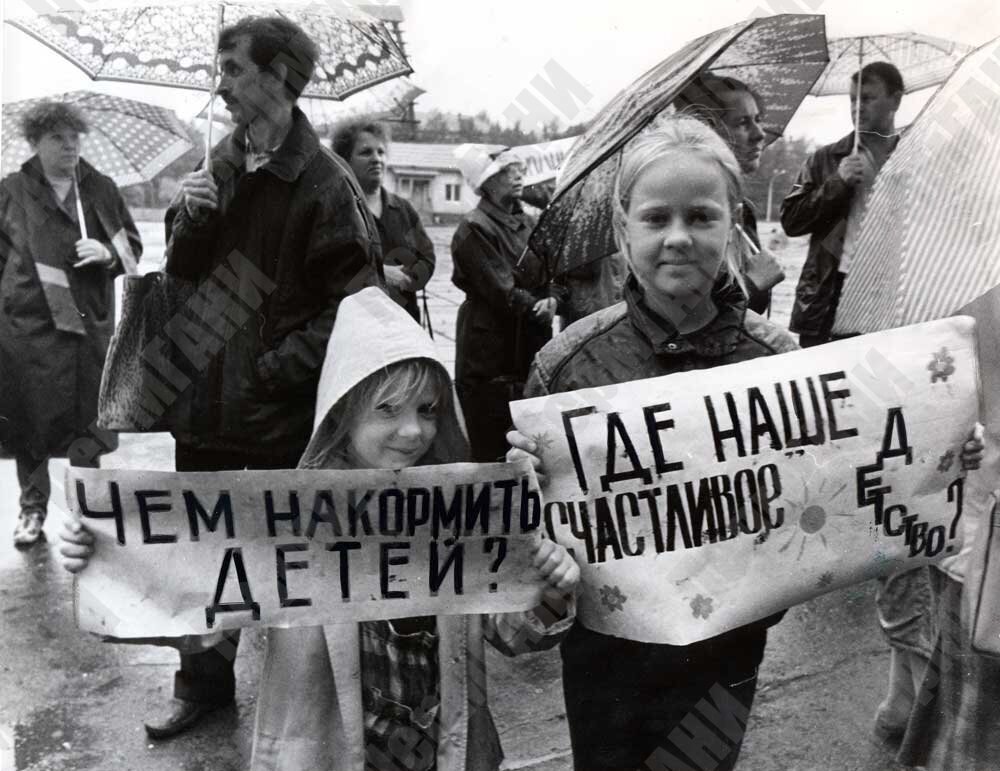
[928,347,955,383]
[690,594,714,620]
[599,584,627,612]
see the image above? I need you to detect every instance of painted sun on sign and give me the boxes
[779,479,853,560]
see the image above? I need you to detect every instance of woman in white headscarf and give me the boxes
[450,146,564,462]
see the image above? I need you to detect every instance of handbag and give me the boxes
[97,272,196,432]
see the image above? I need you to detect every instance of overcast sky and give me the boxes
[2,0,998,144]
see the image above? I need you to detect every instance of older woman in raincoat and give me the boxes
[0,100,141,546]
[451,146,565,463]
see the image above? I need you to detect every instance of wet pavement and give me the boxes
[0,222,912,770]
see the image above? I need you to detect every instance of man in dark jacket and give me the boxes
[152,15,382,739]
[782,61,903,347]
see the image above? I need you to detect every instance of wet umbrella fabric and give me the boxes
[810,33,975,97]
[832,36,1000,334]
[529,14,829,278]
[5,0,413,101]
[2,91,192,187]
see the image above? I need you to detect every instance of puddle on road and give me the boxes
[15,703,99,770]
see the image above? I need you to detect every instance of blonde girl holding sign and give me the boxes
[61,287,578,771]
[506,115,981,770]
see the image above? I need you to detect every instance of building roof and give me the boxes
[388,143,462,172]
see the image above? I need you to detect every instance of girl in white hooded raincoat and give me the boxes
[249,287,578,771]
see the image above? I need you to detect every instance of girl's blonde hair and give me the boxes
[300,358,454,469]
[611,114,748,296]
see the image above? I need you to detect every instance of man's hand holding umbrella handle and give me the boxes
[181,168,219,220]
[532,297,558,323]
[837,154,866,187]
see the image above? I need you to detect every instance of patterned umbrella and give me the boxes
[4,1,413,101]
[810,33,974,152]
[2,91,193,186]
[833,36,1000,334]
[529,14,829,278]
[811,33,975,96]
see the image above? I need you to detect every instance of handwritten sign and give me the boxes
[510,317,981,645]
[66,461,546,638]
[515,136,578,186]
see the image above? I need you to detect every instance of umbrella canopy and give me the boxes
[529,14,829,278]
[811,33,975,96]
[832,35,1000,334]
[2,90,193,186]
[5,0,413,101]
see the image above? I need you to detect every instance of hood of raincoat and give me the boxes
[299,287,468,468]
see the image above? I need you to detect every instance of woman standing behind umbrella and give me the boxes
[333,119,435,323]
[0,100,141,547]
[451,147,564,462]
[674,73,779,313]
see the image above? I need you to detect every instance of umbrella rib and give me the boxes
[870,38,896,62]
[334,65,416,101]
[4,22,97,78]
[83,7,152,76]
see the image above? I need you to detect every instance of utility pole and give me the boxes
[766,170,788,222]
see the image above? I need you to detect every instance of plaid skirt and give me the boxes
[361,618,440,771]
[875,566,934,658]
[897,568,1000,770]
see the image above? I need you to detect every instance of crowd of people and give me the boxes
[1,12,995,771]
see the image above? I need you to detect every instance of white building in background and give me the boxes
[384,137,578,224]
[384,142,469,224]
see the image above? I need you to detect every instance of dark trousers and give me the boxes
[456,379,522,463]
[797,271,855,349]
[172,442,304,705]
[561,622,767,771]
[16,452,99,518]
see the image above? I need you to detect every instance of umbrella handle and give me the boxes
[74,168,88,240]
[853,37,864,154]
[204,4,225,174]
[734,224,759,256]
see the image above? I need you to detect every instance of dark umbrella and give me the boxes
[529,14,829,278]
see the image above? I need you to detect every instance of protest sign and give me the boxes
[510,317,981,645]
[66,460,547,638]
[514,136,578,186]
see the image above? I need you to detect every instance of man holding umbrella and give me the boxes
[782,61,904,347]
[66,14,382,740]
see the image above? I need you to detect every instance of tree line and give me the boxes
[119,114,815,222]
